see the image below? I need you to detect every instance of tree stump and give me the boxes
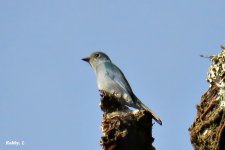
[189,47,225,150]
[99,91,155,150]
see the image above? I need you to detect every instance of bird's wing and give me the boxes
[105,62,134,96]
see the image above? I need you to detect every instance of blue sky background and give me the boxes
[0,0,225,150]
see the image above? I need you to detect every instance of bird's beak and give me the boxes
[82,57,90,62]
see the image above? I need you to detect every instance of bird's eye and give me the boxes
[95,53,100,58]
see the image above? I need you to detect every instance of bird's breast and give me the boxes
[96,70,109,90]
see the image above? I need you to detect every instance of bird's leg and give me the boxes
[99,90,107,97]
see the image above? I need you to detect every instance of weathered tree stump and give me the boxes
[99,91,155,150]
[189,47,225,150]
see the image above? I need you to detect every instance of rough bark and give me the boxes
[99,91,155,150]
[189,46,225,150]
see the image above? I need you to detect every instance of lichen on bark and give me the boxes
[189,46,225,150]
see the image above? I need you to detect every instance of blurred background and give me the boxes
[0,0,225,149]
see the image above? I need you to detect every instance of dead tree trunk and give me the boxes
[99,91,156,150]
[189,46,225,150]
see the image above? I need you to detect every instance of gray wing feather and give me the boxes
[107,63,134,96]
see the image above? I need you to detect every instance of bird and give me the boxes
[82,51,162,125]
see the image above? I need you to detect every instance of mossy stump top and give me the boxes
[99,91,155,150]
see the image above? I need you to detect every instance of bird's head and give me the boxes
[82,51,111,70]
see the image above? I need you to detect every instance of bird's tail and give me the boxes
[135,99,162,125]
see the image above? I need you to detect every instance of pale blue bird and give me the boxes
[82,51,162,125]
